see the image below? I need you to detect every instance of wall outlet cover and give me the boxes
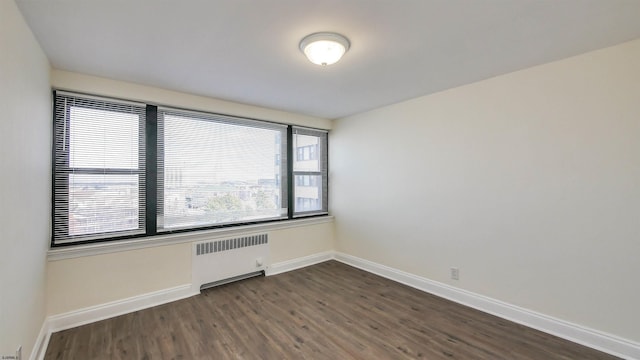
[450,267,460,280]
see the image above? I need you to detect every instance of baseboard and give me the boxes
[30,320,50,360]
[334,252,640,360]
[46,284,197,334]
[266,251,334,276]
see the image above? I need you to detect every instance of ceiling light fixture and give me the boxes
[299,32,350,66]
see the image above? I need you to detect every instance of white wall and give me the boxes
[0,1,51,358]
[331,39,640,343]
[46,72,334,316]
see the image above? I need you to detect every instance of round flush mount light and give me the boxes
[299,32,350,66]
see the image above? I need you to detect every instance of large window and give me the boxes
[157,108,288,230]
[53,92,328,246]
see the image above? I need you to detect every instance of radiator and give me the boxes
[192,233,269,291]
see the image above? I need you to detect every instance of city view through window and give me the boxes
[68,106,142,236]
[159,112,287,230]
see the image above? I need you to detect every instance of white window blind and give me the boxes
[53,92,146,244]
[157,107,288,231]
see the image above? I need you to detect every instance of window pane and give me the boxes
[293,134,320,171]
[69,174,139,235]
[70,107,139,169]
[159,111,287,230]
[294,175,322,212]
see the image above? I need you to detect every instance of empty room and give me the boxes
[1,0,639,359]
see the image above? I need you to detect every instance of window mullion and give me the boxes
[287,125,294,219]
[146,105,158,236]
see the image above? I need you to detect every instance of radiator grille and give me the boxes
[196,233,268,256]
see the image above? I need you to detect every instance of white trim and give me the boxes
[47,284,196,333]
[48,216,334,261]
[266,251,334,276]
[265,250,334,276]
[30,321,50,360]
[334,252,640,360]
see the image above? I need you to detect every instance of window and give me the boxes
[292,127,328,216]
[157,108,288,231]
[53,93,146,244]
[52,92,328,246]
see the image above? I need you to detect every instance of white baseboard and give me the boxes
[45,283,196,335]
[266,251,334,276]
[334,252,640,360]
[30,320,50,360]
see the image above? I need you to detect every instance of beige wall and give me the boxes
[269,222,335,264]
[0,1,51,357]
[47,243,191,315]
[331,39,640,343]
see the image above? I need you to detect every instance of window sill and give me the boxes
[48,215,334,261]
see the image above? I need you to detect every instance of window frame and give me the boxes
[51,91,329,247]
[290,126,329,218]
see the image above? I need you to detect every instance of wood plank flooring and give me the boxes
[45,261,620,359]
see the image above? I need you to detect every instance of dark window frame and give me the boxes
[291,127,328,217]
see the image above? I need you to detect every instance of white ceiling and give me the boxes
[16,0,640,119]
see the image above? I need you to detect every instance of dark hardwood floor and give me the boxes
[45,261,619,359]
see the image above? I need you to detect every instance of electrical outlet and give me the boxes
[450,267,459,280]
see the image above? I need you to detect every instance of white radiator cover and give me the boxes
[192,233,269,291]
